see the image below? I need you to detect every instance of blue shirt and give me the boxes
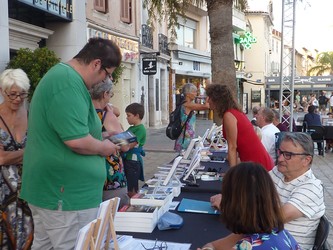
[304,113,322,126]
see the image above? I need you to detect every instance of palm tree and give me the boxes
[308,51,333,76]
[143,0,248,95]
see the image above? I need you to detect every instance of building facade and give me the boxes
[86,0,141,128]
[243,10,274,110]
[1,0,86,71]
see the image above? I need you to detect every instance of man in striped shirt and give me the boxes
[271,132,325,250]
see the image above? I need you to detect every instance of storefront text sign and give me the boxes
[18,0,73,21]
[239,32,257,49]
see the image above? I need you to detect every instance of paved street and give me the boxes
[143,118,333,247]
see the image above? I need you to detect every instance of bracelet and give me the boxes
[202,247,214,250]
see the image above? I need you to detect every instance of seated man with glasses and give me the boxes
[270,132,325,250]
[210,132,325,250]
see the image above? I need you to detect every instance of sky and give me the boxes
[248,0,333,52]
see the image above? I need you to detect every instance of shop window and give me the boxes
[94,0,107,13]
[121,0,132,24]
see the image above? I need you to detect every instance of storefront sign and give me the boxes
[142,58,157,75]
[88,28,139,62]
[18,0,73,21]
[266,76,333,85]
[239,32,257,49]
[251,90,261,102]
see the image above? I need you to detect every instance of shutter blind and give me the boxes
[94,0,106,13]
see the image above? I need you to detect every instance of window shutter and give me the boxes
[94,0,106,13]
[121,0,131,23]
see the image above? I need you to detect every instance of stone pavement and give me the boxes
[143,118,333,247]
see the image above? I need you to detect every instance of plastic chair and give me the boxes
[313,215,330,250]
[307,125,326,156]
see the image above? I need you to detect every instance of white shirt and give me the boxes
[270,167,325,250]
[261,123,280,162]
[329,96,333,106]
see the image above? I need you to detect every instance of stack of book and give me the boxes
[130,186,173,206]
[114,205,159,233]
[130,186,174,217]
[145,178,182,197]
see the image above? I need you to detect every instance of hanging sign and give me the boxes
[239,32,257,49]
[142,58,157,75]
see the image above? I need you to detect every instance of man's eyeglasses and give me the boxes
[277,149,311,160]
[5,91,29,100]
[102,66,113,79]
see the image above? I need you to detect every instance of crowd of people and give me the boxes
[0,37,327,250]
[201,85,325,249]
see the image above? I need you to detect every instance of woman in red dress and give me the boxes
[205,84,273,171]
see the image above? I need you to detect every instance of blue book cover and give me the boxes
[177,198,220,215]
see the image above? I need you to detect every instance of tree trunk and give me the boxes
[207,0,237,125]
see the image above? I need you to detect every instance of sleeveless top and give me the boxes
[223,109,273,171]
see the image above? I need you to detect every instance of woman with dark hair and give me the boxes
[198,162,300,250]
[205,84,273,170]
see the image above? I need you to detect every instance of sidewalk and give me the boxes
[144,118,333,247]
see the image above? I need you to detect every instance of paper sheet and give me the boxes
[128,238,191,250]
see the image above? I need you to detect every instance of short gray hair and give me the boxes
[260,107,274,123]
[0,68,30,92]
[182,83,197,95]
[252,106,260,115]
[281,132,314,157]
[90,79,113,100]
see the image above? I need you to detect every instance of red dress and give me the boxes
[223,109,273,171]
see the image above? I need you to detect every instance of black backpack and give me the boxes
[166,97,193,140]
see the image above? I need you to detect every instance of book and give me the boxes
[108,131,137,145]
[115,205,159,233]
[116,205,159,219]
[74,219,97,250]
[95,198,120,249]
[145,179,182,197]
[130,188,173,207]
[115,223,156,233]
[130,193,172,206]
[177,198,220,215]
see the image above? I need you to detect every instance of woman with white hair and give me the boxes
[90,79,130,206]
[0,68,33,249]
[174,83,210,152]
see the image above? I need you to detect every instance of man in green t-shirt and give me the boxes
[20,38,122,250]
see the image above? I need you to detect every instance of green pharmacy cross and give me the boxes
[239,32,257,49]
